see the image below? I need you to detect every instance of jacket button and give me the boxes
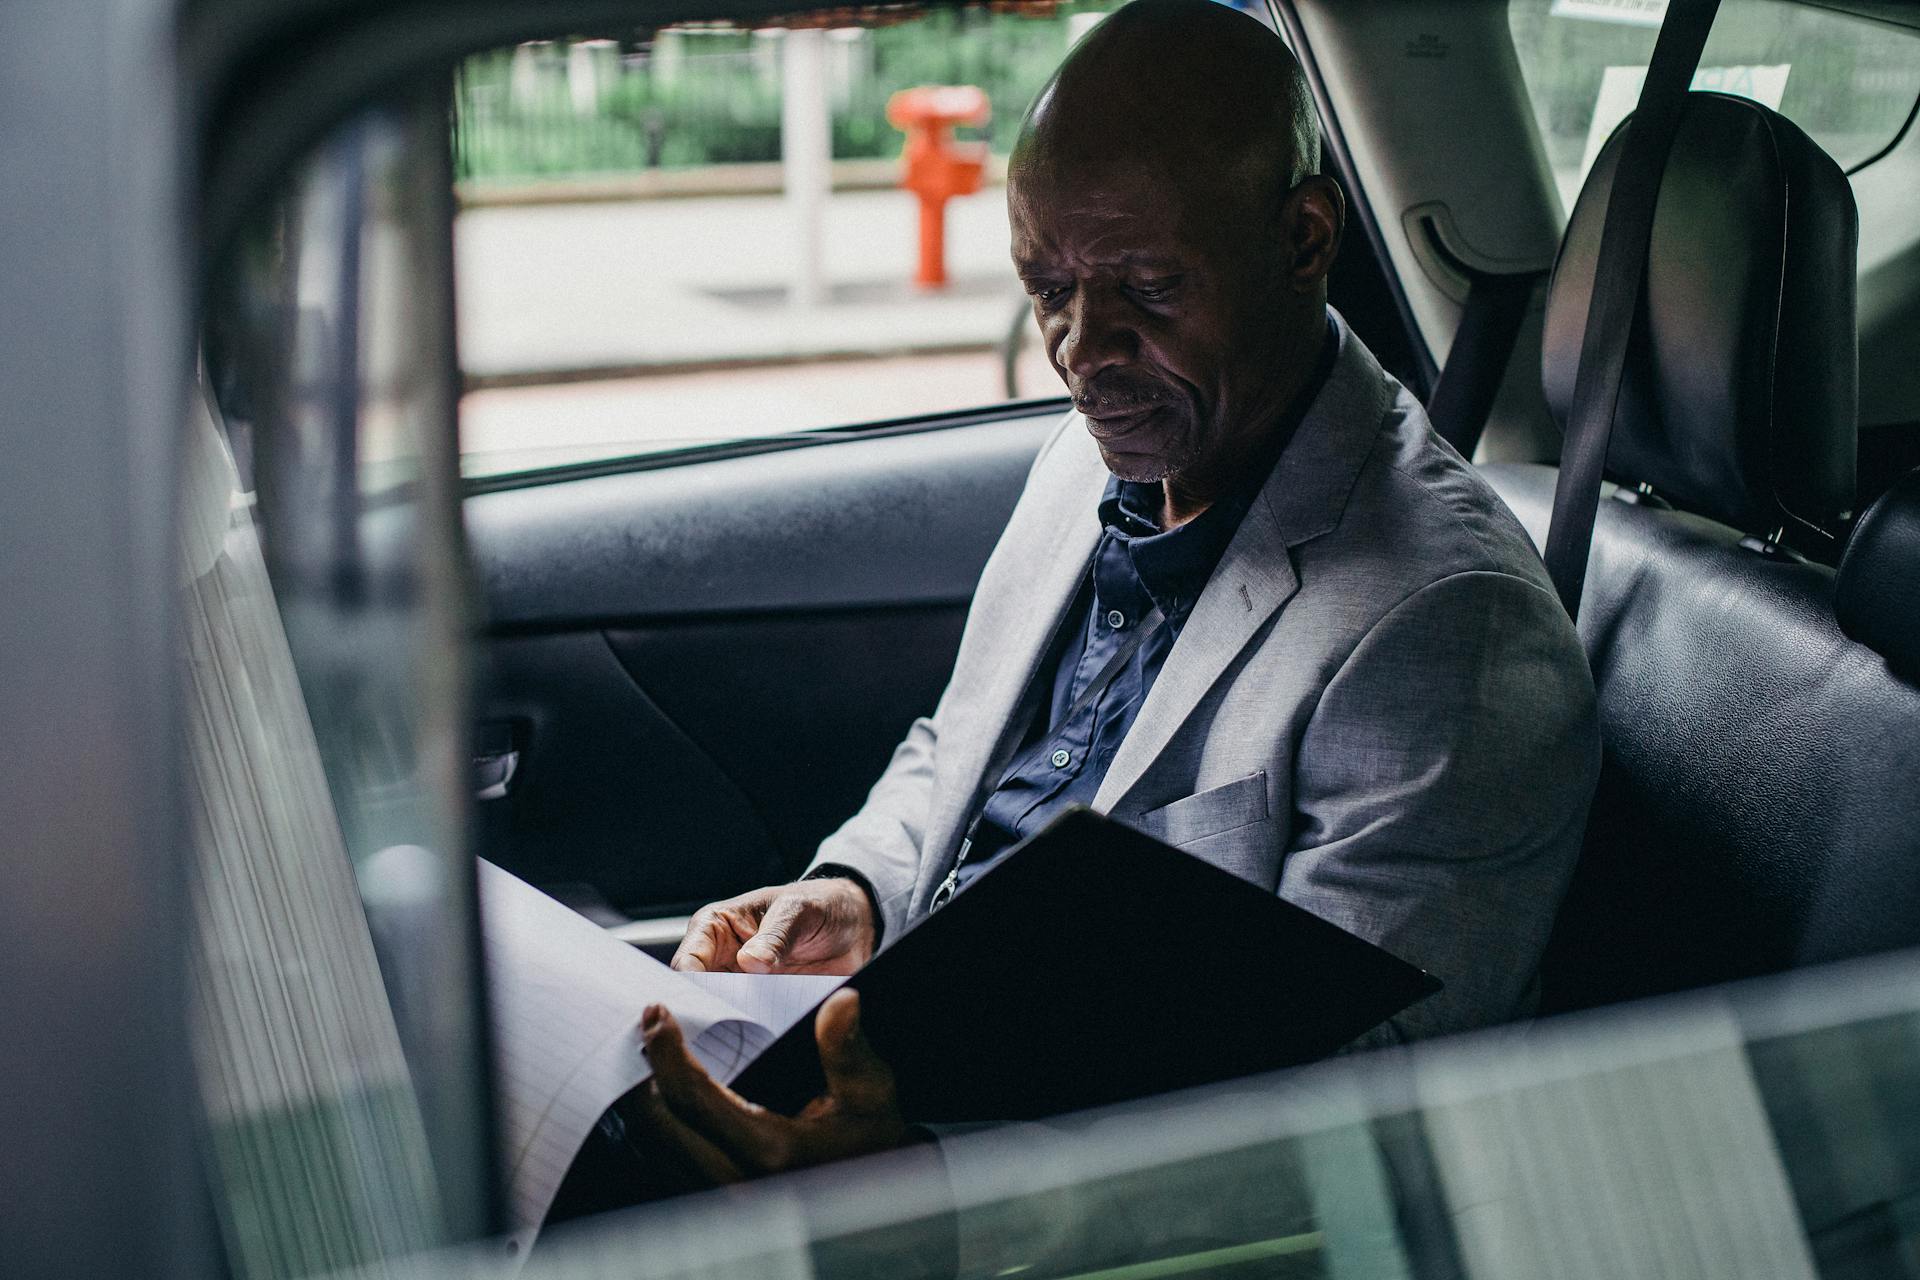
[1051,749,1072,768]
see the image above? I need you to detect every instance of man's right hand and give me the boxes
[670,878,877,975]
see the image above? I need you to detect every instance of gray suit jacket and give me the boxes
[810,311,1599,1043]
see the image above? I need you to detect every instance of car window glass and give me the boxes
[195,91,493,1273]
[319,952,1920,1280]
[450,6,1157,481]
[176,11,1920,1274]
[1509,0,1920,216]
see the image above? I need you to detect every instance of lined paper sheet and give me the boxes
[682,970,845,1044]
[477,862,844,1261]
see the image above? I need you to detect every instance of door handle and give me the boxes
[474,721,520,800]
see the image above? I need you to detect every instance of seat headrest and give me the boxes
[1543,93,1858,541]
[1837,468,1920,682]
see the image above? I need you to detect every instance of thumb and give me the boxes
[816,989,893,1110]
[736,893,804,973]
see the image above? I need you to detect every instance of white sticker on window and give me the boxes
[1549,0,1668,27]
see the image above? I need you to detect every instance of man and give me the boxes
[634,0,1598,1188]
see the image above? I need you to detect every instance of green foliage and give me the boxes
[453,6,1118,181]
[458,4,1920,185]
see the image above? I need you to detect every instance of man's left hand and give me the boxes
[631,989,909,1185]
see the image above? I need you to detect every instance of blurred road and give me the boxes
[453,184,1052,474]
[456,186,1023,382]
[461,344,1060,477]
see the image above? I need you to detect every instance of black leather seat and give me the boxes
[1478,93,1920,1014]
[1837,467,1920,688]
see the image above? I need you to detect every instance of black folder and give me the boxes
[732,808,1440,1122]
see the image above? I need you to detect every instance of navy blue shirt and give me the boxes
[950,480,1252,891]
[952,315,1339,894]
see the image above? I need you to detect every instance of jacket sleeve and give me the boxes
[806,411,1085,944]
[1280,569,1601,1045]
[806,712,942,944]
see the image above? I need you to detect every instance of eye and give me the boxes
[1130,278,1180,303]
[1026,281,1071,307]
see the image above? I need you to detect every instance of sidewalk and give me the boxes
[454,185,1024,385]
[458,347,1061,477]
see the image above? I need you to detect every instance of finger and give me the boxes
[736,893,806,974]
[672,887,783,972]
[642,1005,793,1172]
[631,1080,744,1186]
[669,913,721,972]
[752,954,865,977]
[671,904,754,973]
[815,989,896,1112]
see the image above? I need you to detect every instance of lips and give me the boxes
[1080,402,1168,440]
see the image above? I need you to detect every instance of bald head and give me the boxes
[1012,0,1320,215]
[1004,0,1343,512]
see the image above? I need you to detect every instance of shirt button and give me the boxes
[1107,609,1127,629]
[1050,748,1072,769]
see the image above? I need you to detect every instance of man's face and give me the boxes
[1009,155,1294,485]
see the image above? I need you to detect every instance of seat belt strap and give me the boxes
[1540,0,1721,620]
[1428,269,1542,459]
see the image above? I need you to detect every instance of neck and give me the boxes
[1158,483,1212,530]
[1159,310,1329,531]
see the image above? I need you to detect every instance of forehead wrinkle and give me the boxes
[1029,222,1177,273]
[1015,188,1200,271]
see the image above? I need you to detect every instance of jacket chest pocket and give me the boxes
[1131,770,1271,847]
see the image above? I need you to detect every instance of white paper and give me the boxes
[476,861,845,1262]
[682,969,845,1042]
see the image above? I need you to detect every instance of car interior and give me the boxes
[150,0,1920,1274]
[457,0,1920,990]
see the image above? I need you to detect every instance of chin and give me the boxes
[1094,446,1173,484]
[1095,433,1204,486]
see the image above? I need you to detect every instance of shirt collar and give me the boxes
[1093,311,1339,616]
[1097,478,1252,617]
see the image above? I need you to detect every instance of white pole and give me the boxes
[509,43,541,108]
[781,28,831,312]
[1068,11,1107,46]
[567,41,599,117]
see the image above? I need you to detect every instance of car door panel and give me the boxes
[464,411,1058,915]
[601,604,967,900]
[475,628,782,915]
[470,416,1057,626]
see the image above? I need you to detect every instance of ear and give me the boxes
[1280,175,1343,291]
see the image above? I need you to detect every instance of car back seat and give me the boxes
[1477,93,1920,1013]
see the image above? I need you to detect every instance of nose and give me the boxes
[1052,284,1137,383]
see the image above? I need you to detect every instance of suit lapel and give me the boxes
[1092,498,1297,808]
[920,430,1108,875]
[1092,312,1393,809]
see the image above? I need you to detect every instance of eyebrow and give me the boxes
[1014,252,1188,275]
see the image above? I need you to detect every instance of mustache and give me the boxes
[1072,374,1176,418]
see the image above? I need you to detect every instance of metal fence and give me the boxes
[451,13,1108,182]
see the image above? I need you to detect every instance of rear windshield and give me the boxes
[1509,0,1920,215]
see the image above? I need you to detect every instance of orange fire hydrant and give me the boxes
[886,86,991,289]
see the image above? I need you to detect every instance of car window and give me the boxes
[321,949,1920,1280]
[450,6,1141,481]
[1509,0,1920,216]
[195,91,494,1272]
[173,9,1920,1278]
